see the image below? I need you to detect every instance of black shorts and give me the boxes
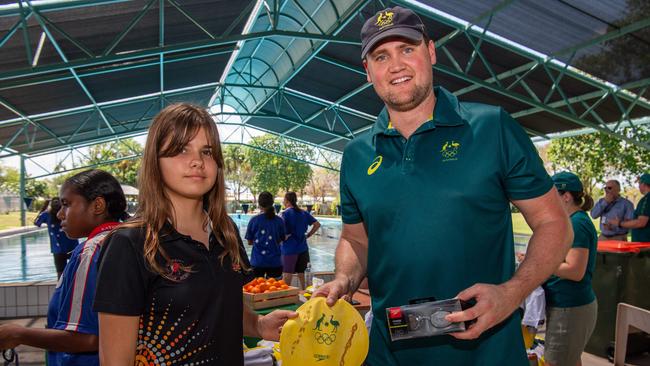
[282,251,310,273]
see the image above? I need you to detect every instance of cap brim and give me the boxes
[361,27,424,59]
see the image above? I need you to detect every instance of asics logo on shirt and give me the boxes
[367,156,383,175]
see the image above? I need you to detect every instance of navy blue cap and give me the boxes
[360,6,426,59]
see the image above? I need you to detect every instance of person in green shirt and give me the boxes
[314,6,572,366]
[611,173,650,242]
[543,172,598,366]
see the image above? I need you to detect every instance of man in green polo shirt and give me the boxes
[314,6,573,365]
[612,173,650,242]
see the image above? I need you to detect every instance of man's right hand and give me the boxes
[312,277,350,306]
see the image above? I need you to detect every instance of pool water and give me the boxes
[0,230,58,283]
[0,215,530,283]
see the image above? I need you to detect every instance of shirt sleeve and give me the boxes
[639,196,650,218]
[277,218,286,243]
[52,243,101,335]
[340,153,363,224]
[571,217,592,249]
[590,199,605,218]
[34,212,47,226]
[245,218,255,241]
[307,212,317,225]
[499,108,554,200]
[93,230,149,316]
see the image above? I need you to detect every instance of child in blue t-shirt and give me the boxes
[281,192,320,289]
[246,191,286,278]
[34,197,79,278]
[0,169,127,366]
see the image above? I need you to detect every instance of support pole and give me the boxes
[20,154,26,226]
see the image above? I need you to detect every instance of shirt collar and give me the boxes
[372,86,467,137]
[160,214,214,243]
[87,222,120,240]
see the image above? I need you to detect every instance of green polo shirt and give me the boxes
[543,210,597,307]
[340,86,553,366]
[631,193,650,242]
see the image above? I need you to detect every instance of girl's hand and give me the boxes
[256,310,298,341]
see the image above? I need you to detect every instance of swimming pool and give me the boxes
[0,215,342,283]
[0,215,530,283]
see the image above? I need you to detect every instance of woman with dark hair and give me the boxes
[281,191,320,289]
[543,172,598,366]
[34,197,79,278]
[0,169,128,366]
[245,191,286,278]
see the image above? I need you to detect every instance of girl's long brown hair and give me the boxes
[123,103,244,278]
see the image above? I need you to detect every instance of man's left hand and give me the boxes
[445,283,522,340]
[256,310,298,341]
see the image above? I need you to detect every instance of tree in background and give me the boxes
[0,164,52,198]
[247,135,313,196]
[547,127,650,195]
[305,167,339,204]
[223,144,254,204]
[83,139,142,186]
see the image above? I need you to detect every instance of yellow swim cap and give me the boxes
[280,296,369,366]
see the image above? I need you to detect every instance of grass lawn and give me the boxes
[0,211,601,236]
[511,212,602,236]
[0,211,39,230]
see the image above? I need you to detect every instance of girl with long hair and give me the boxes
[93,103,295,365]
[0,169,127,366]
[34,197,79,278]
[245,191,285,278]
[281,191,320,289]
[543,172,598,366]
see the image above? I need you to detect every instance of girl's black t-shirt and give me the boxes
[94,220,252,365]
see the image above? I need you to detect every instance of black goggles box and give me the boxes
[385,298,468,341]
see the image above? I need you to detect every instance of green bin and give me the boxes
[587,248,650,357]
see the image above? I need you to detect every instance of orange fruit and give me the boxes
[269,286,277,291]
[277,280,286,286]
[259,284,268,291]
[264,290,271,293]
[267,278,276,283]
[281,284,289,289]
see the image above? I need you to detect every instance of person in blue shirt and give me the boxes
[612,173,650,242]
[590,179,634,241]
[34,197,79,278]
[281,191,320,289]
[246,191,286,278]
[0,169,128,366]
[544,172,598,366]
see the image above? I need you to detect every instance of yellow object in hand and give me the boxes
[280,297,369,366]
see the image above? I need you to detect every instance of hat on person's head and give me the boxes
[551,171,583,192]
[360,6,426,59]
[640,173,650,185]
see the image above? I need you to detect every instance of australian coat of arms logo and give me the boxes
[440,141,461,161]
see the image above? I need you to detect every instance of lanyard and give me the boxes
[2,349,18,366]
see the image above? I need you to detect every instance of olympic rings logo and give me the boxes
[314,332,337,345]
